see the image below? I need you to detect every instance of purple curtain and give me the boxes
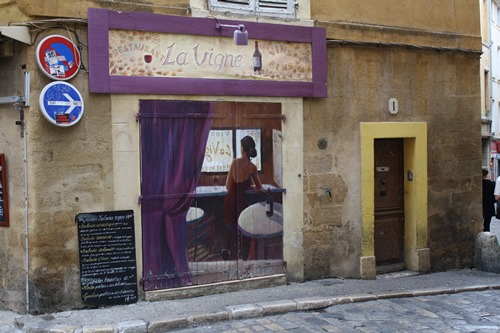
[139,100,213,290]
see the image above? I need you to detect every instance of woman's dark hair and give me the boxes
[483,168,489,177]
[241,136,257,159]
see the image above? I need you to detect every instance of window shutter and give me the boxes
[257,0,295,15]
[216,0,250,5]
[210,0,252,11]
[209,0,295,17]
[258,0,288,10]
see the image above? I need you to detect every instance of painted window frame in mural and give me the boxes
[202,129,234,173]
[0,154,9,227]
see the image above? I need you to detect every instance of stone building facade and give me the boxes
[0,0,482,314]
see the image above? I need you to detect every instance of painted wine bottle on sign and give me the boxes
[253,41,262,74]
[265,188,273,217]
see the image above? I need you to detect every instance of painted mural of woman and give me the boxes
[223,136,263,260]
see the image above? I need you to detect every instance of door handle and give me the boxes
[380,179,386,197]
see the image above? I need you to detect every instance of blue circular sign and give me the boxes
[39,81,84,127]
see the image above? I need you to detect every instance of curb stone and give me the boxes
[293,297,330,311]
[147,317,189,333]
[329,296,353,305]
[116,320,147,333]
[226,304,263,319]
[376,291,414,299]
[46,325,79,333]
[257,300,298,315]
[188,311,229,326]
[347,295,377,303]
[81,324,116,333]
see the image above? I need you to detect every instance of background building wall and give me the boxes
[490,1,500,176]
[480,0,492,173]
[303,0,482,279]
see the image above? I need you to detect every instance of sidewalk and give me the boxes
[0,268,499,333]
[491,215,500,235]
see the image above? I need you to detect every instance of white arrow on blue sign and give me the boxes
[39,81,84,127]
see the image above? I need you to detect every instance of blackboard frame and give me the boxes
[76,210,138,306]
[0,154,9,227]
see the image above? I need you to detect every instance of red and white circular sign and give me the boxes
[36,35,81,81]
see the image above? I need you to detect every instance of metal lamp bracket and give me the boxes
[0,71,30,137]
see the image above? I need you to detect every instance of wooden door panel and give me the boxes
[374,212,404,263]
[374,139,405,266]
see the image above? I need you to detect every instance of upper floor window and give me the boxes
[494,1,499,24]
[209,0,297,19]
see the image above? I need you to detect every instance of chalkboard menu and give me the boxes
[0,154,9,227]
[76,210,138,305]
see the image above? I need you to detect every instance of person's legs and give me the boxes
[484,215,493,232]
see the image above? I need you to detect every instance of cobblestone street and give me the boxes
[173,290,500,333]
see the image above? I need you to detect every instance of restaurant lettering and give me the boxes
[112,42,243,72]
[165,43,243,71]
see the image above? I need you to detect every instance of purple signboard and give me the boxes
[88,8,327,97]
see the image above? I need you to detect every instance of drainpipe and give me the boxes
[488,0,495,177]
[13,98,29,314]
[489,0,494,122]
[23,118,29,314]
[20,71,30,314]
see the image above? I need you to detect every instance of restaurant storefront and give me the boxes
[87,8,326,296]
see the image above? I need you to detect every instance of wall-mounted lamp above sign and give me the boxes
[215,19,248,46]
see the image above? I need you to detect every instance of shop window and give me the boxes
[209,0,297,18]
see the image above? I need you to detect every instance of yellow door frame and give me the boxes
[360,122,430,279]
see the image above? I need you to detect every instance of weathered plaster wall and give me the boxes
[0,48,29,313]
[312,0,479,39]
[23,28,114,312]
[312,0,480,52]
[303,44,482,279]
[15,0,191,18]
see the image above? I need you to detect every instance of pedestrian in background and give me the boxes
[483,168,496,232]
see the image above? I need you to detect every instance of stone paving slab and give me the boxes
[175,289,500,333]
